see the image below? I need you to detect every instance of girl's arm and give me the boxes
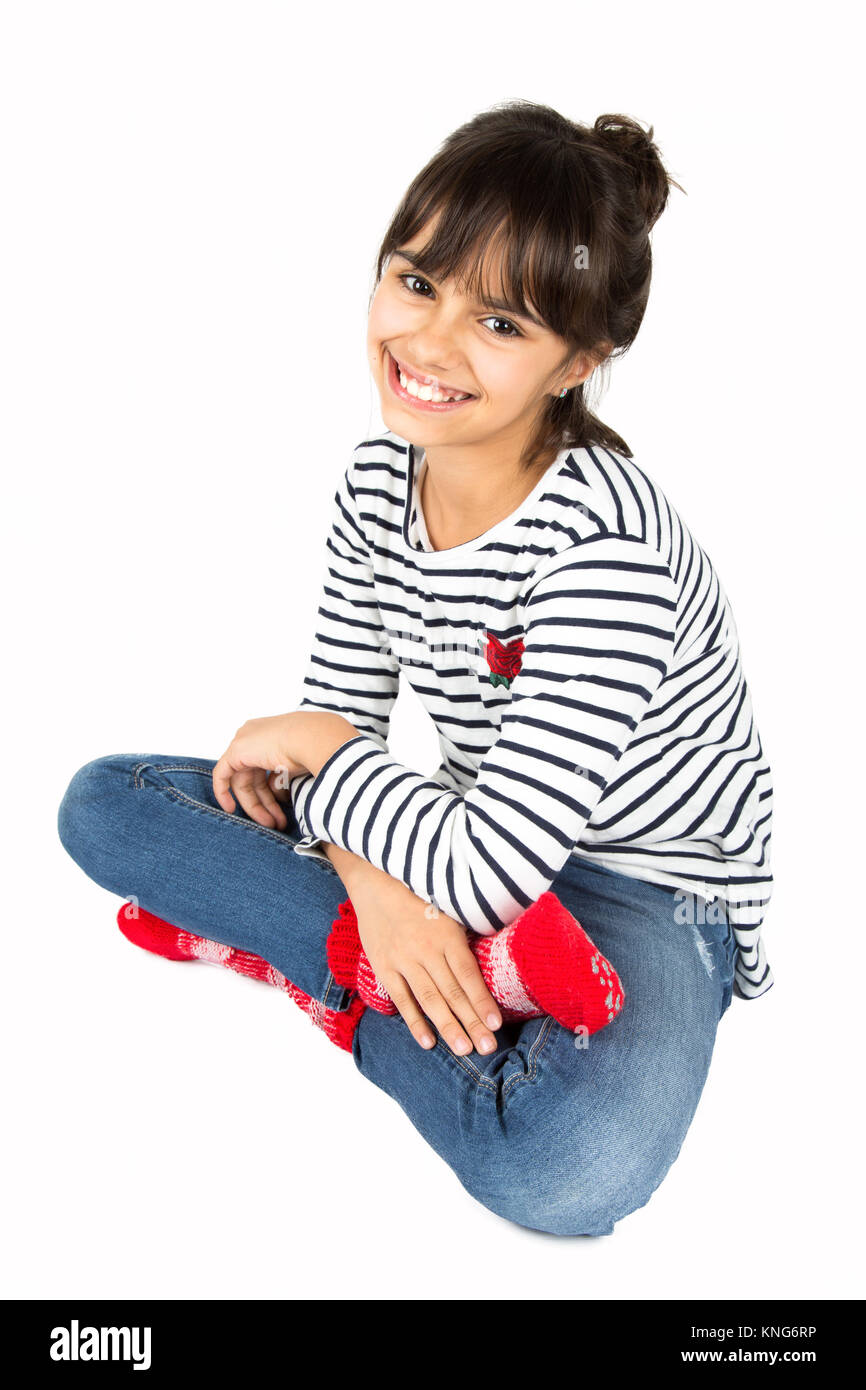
[293,533,678,933]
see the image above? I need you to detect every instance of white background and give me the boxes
[2,0,863,1300]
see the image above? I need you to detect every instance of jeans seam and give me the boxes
[502,1015,556,1098]
[438,1046,497,1092]
[322,971,351,1010]
[132,762,215,787]
[438,1013,557,1097]
[131,761,305,851]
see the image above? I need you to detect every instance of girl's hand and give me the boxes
[212,716,309,830]
[349,868,502,1056]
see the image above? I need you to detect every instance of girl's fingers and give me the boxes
[381,972,437,1050]
[403,964,478,1057]
[213,755,289,830]
[230,783,271,826]
[446,939,502,1032]
[256,781,288,830]
[212,753,238,813]
[427,957,499,1054]
[214,749,294,816]
[229,772,285,830]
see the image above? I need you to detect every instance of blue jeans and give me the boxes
[56,752,735,1237]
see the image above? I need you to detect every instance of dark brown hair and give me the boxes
[372,100,684,472]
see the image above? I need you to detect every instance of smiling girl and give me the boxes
[57,101,773,1237]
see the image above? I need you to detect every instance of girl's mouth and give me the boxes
[386,350,476,412]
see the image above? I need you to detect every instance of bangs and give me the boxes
[377,175,592,340]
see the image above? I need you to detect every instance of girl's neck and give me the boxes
[417,442,556,551]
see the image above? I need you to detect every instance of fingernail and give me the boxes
[454,1038,471,1055]
[487,1012,501,1029]
[421,1033,434,1048]
[479,1036,496,1053]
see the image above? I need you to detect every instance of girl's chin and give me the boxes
[382,396,468,429]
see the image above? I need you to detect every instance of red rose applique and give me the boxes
[483,633,525,688]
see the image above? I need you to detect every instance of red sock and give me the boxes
[115,902,366,1053]
[326,892,625,1035]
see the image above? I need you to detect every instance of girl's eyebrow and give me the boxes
[392,247,544,329]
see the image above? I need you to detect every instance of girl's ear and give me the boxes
[559,341,614,393]
[553,352,593,396]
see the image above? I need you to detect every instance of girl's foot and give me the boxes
[115,902,366,1052]
[326,891,625,1035]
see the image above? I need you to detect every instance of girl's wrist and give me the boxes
[283,711,359,778]
[323,840,383,891]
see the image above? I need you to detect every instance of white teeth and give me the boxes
[397,362,469,403]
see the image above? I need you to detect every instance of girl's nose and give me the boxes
[405,334,463,381]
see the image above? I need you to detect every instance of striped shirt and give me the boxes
[289,430,774,1000]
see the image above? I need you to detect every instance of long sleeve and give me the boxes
[288,458,401,865]
[293,534,678,928]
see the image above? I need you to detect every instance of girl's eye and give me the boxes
[396,272,522,338]
[398,272,434,298]
[481,315,522,339]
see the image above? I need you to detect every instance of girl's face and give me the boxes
[367,221,590,456]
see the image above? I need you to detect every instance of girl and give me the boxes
[57,101,773,1237]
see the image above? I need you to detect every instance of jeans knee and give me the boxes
[57,755,130,872]
[460,1127,670,1238]
[475,1181,618,1238]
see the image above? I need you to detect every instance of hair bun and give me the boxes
[592,114,682,229]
